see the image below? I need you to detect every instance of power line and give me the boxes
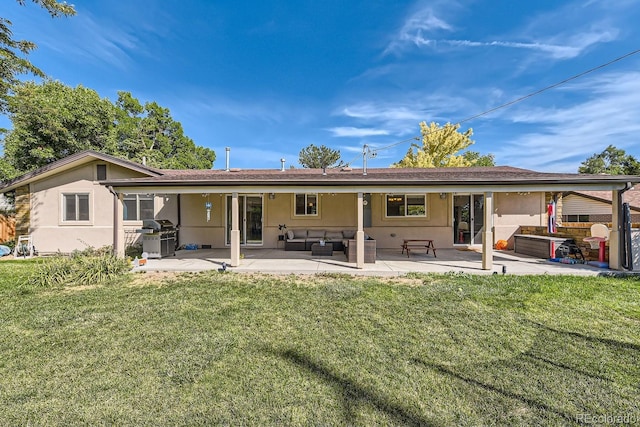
[365,47,640,155]
[371,136,421,152]
[343,137,420,166]
[458,47,640,125]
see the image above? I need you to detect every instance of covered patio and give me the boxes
[106,164,639,272]
[132,247,614,276]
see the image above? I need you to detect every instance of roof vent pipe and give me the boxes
[362,144,369,176]
[280,158,286,172]
[225,147,230,172]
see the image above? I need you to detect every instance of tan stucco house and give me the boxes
[1,150,638,270]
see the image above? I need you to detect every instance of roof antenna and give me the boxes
[362,144,376,176]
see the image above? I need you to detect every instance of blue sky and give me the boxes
[3,0,640,172]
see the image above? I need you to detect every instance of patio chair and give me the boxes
[583,224,609,262]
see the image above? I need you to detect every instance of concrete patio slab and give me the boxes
[133,248,613,276]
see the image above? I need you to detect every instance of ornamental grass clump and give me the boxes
[27,246,130,287]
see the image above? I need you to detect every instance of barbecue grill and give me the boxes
[139,219,176,258]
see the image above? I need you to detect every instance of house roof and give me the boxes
[102,165,640,191]
[0,150,162,193]
[3,150,639,194]
[564,187,640,211]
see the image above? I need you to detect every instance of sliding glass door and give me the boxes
[226,195,263,245]
[453,194,484,245]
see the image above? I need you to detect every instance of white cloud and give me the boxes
[388,28,617,60]
[35,15,145,70]
[333,91,476,137]
[384,1,618,60]
[434,32,616,59]
[341,104,425,122]
[186,98,287,123]
[36,7,176,70]
[327,127,390,137]
[384,4,456,55]
[404,7,453,33]
[492,71,640,171]
[173,90,319,126]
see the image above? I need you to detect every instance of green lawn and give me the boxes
[0,260,639,425]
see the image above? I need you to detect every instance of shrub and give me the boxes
[125,243,143,259]
[27,246,130,287]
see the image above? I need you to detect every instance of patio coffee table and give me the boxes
[311,242,333,256]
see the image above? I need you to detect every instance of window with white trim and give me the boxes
[386,194,426,217]
[63,193,90,221]
[123,194,155,221]
[295,193,318,216]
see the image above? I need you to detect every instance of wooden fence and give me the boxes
[0,215,16,243]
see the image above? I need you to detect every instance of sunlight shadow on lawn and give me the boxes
[268,347,433,426]
[525,320,640,352]
[410,358,577,423]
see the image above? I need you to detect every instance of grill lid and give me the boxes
[142,219,175,231]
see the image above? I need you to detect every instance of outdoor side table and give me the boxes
[311,243,333,256]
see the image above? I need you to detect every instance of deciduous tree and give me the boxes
[1,0,75,112]
[2,81,116,175]
[1,81,216,181]
[392,122,475,168]
[299,144,343,168]
[462,150,495,167]
[578,145,640,175]
[113,92,216,169]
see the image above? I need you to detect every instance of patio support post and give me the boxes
[113,192,125,258]
[609,190,621,270]
[482,191,494,270]
[356,192,365,268]
[230,192,241,267]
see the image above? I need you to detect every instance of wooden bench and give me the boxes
[401,239,436,258]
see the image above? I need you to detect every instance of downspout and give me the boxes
[176,194,181,248]
[618,182,633,270]
[108,186,125,257]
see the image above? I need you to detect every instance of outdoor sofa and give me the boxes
[284,229,357,252]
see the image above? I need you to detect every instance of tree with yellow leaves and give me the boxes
[393,121,475,168]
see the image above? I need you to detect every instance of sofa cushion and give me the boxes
[307,230,325,238]
[325,231,343,240]
[342,230,356,239]
[291,229,307,239]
